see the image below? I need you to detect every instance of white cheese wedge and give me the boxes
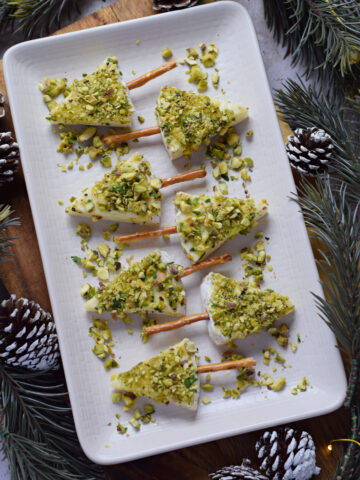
[111,338,200,410]
[201,272,294,345]
[173,191,269,263]
[84,250,186,317]
[155,86,248,160]
[47,56,135,126]
[66,153,162,225]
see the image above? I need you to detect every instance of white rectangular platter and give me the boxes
[4,1,346,465]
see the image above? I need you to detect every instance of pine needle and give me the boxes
[275,78,360,203]
[263,0,360,81]
[0,364,105,480]
[0,0,80,39]
[0,205,20,265]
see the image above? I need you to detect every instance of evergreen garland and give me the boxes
[274,37,360,480]
[263,0,360,90]
[0,0,80,39]
[275,79,360,202]
[291,179,360,408]
[0,364,105,480]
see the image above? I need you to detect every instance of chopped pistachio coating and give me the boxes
[203,272,294,344]
[85,250,186,316]
[66,153,163,224]
[111,339,199,410]
[155,86,248,159]
[174,191,268,262]
[46,57,134,126]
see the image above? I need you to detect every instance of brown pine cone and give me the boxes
[0,93,5,119]
[210,459,269,480]
[0,131,20,186]
[0,294,60,370]
[152,0,200,11]
[286,127,333,176]
[255,428,320,480]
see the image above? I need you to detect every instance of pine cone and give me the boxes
[255,428,321,480]
[0,131,20,186]
[152,0,199,11]
[286,127,333,176]
[209,459,269,480]
[0,294,60,370]
[0,93,5,119]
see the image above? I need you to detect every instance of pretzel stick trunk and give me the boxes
[197,358,256,374]
[161,169,206,188]
[126,59,177,90]
[103,126,161,145]
[182,253,232,277]
[145,312,209,337]
[116,225,177,244]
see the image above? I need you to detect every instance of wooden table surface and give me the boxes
[0,1,349,478]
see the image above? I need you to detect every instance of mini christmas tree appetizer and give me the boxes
[40,57,177,127]
[111,338,256,410]
[144,273,294,345]
[102,86,248,159]
[115,192,269,262]
[84,250,231,317]
[66,152,206,224]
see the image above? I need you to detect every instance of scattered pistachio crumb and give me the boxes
[246,129,254,138]
[117,422,127,434]
[201,383,214,391]
[162,47,173,59]
[58,200,63,205]
[137,115,145,124]
[136,39,141,45]
[76,223,91,240]
[202,395,212,405]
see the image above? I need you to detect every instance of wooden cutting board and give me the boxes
[0,1,347,478]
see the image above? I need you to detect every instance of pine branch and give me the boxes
[275,79,360,203]
[0,364,105,480]
[0,0,80,39]
[333,404,360,480]
[263,0,360,82]
[0,205,19,265]
[291,179,360,407]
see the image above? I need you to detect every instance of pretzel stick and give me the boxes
[161,169,206,188]
[103,126,161,145]
[197,358,256,374]
[116,225,177,244]
[145,312,209,337]
[126,59,177,90]
[182,253,232,278]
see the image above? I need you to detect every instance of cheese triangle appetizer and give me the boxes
[111,338,200,410]
[85,250,186,317]
[66,153,162,224]
[201,272,294,345]
[174,191,268,262]
[155,86,248,159]
[47,56,135,126]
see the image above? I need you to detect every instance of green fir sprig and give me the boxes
[334,405,360,480]
[0,205,19,264]
[291,180,360,407]
[0,0,80,39]
[0,364,105,480]
[275,79,360,202]
[263,0,360,88]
